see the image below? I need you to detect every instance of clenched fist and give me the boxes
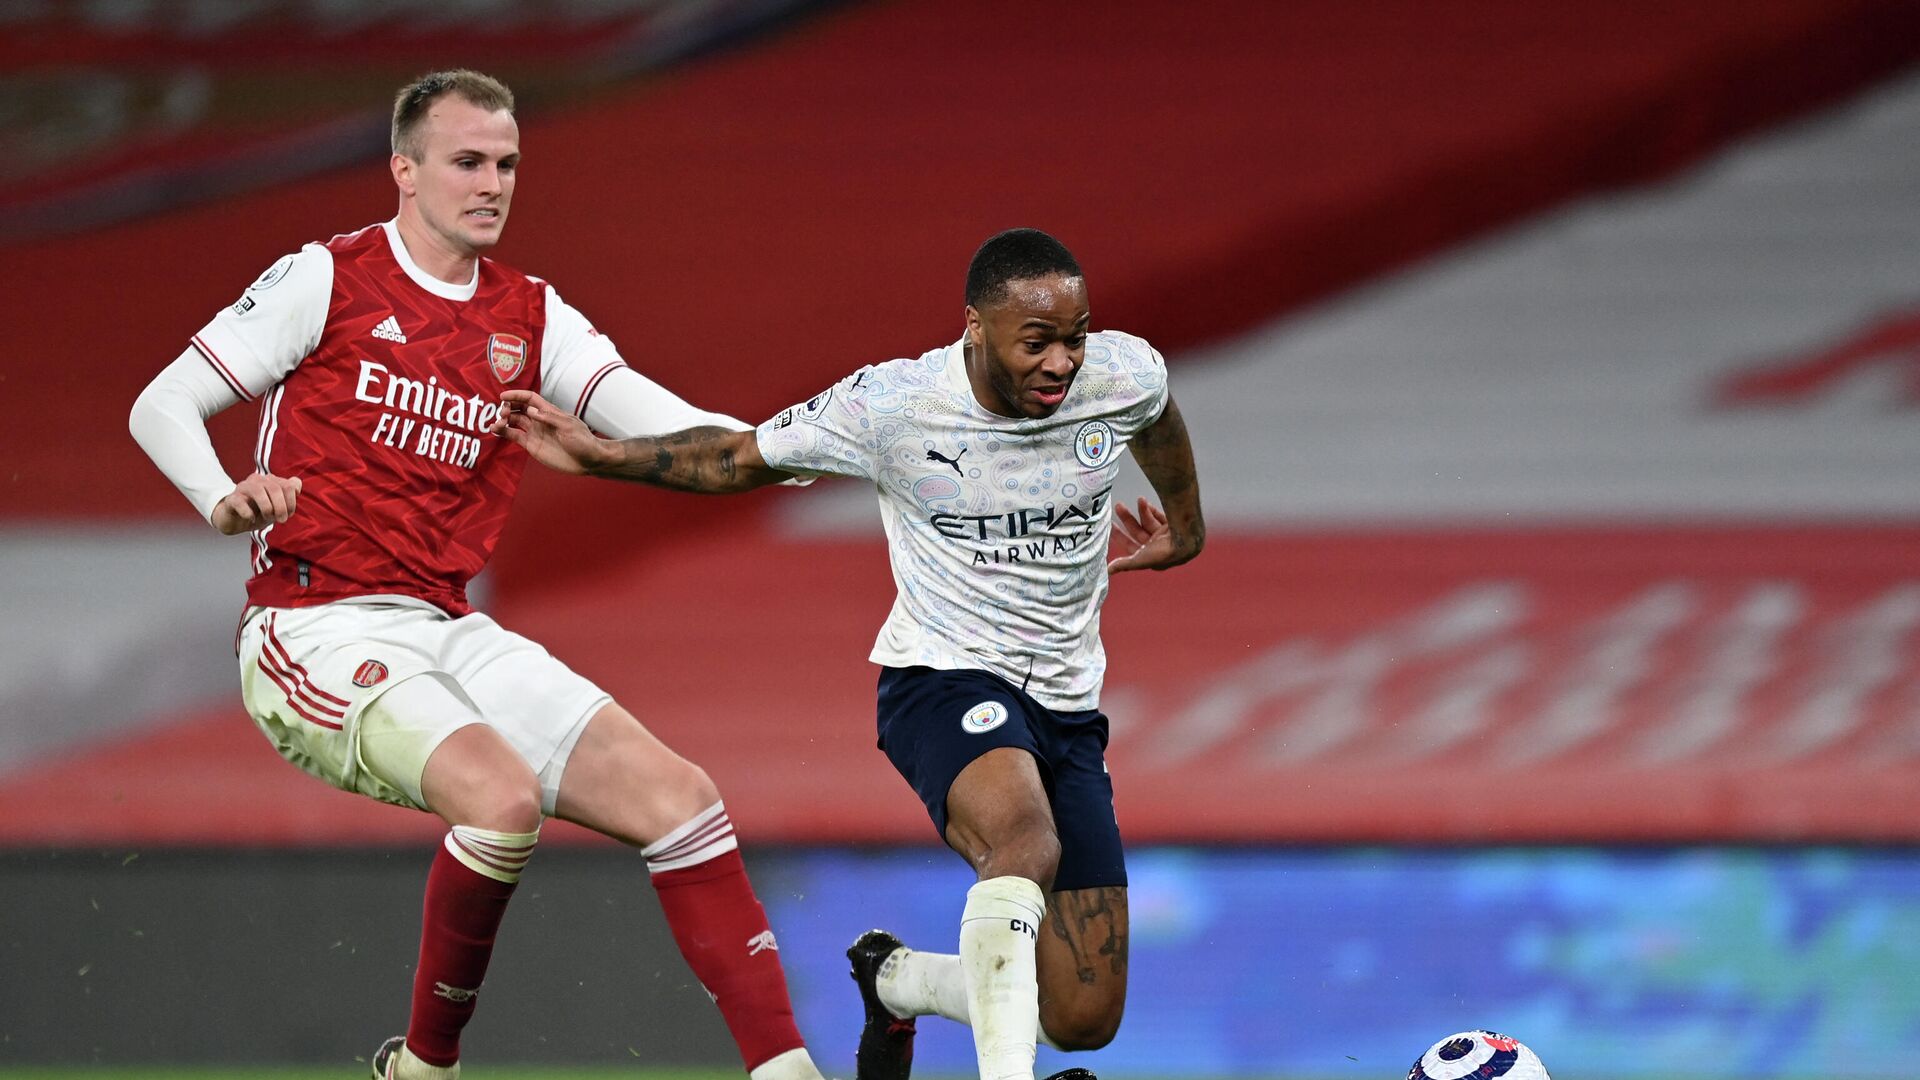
[212,471,303,535]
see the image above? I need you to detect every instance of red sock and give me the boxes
[405,837,521,1066]
[651,847,805,1070]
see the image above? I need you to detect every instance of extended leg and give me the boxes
[860,885,1129,1052]
[941,746,1059,1080]
[554,702,825,1080]
[366,677,544,1080]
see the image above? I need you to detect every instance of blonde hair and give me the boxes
[391,69,515,160]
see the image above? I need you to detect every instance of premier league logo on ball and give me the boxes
[1408,1030,1550,1080]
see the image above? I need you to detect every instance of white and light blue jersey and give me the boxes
[755,330,1169,710]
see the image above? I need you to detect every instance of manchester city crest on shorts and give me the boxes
[961,700,1009,734]
[1074,419,1114,468]
[488,333,528,383]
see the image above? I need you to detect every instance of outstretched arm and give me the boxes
[495,389,790,494]
[1108,395,1206,573]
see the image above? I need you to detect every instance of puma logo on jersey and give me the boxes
[927,447,967,475]
[371,315,407,344]
[746,930,779,956]
[433,982,477,1003]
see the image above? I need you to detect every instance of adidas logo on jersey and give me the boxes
[371,315,407,344]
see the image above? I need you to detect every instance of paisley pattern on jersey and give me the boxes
[756,330,1169,711]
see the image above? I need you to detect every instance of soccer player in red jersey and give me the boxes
[129,71,831,1080]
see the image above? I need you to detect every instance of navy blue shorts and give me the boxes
[875,665,1126,891]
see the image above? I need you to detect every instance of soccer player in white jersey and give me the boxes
[128,70,836,1080]
[493,228,1206,1080]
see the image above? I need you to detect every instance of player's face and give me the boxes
[965,273,1091,419]
[394,98,519,256]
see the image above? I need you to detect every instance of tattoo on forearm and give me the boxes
[604,426,740,491]
[1133,401,1197,498]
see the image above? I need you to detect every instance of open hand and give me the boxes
[493,389,615,475]
[212,472,302,535]
[1106,496,1198,574]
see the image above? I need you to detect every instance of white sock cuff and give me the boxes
[444,824,539,884]
[394,1042,462,1080]
[642,800,739,872]
[962,876,1045,926]
[747,1046,825,1080]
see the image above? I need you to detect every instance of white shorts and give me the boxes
[237,600,612,815]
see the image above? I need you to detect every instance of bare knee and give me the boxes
[1041,1002,1122,1051]
[551,705,735,846]
[667,758,721,818]
[971,819,1061,888]
[421,726,543,833]
[436,766,541,833]
[944,746,1059,887]
[636,754,721,836]
[465,777,543,834]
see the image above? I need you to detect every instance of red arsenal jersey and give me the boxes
[191,223,586,615]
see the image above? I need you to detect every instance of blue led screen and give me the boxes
[751,847,1920,1079]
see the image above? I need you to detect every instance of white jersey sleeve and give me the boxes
[538,286,749,437]
[189,245,332,399]
[129,349,248,523]
[1101,330,1171,436]
[754,370,879,481]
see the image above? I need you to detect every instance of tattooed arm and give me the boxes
[1108,394,1206,573]
[494,389,789,494]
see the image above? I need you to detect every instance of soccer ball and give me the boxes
[1408,1030,1550,1080]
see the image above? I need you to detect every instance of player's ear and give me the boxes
[391,153,416,195]
[964,305,984,348]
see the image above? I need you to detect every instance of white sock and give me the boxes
[959,876,1045,1080]
[391,1043,460,1080]
[748,1046,827,1080]
[877,945,970,1023]
[879,948,1067,1049]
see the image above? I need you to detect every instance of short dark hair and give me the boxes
[965,228,1083,309]
[391,69,516,160]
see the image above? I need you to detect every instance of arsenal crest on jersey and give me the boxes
[352,659,390,688]
[488,333,528,383]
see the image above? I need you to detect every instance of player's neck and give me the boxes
[394,209,481,286]
[963,340,1022,420]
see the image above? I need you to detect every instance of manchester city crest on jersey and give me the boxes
[961,700,1010,734]
[488,333,528,383]
[1074,420,1115,468]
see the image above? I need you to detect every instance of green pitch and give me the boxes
[0,1069,1346,1080]
[0,1060,744,1068]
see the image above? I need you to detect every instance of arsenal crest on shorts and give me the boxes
[352,659,390,688]
[487,333,528,383]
